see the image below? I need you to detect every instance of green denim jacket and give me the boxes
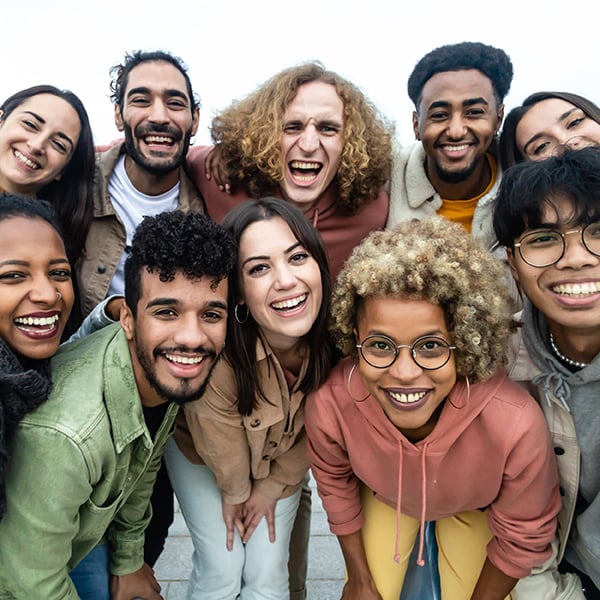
[0,324,178,599]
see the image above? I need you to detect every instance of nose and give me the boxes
[148,100,170,124]
[446,114,467,139]
[28,275,60,306]
[556,231,600,269]
[172,314,209,349]
[388,347,422,381]
[26,133,46,155]
[298,123,319,153]
[274,263,297,290]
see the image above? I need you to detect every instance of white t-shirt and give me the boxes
[107,155,179,296]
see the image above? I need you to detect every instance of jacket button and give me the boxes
[262,455,270,461]
[554,446,565,455]
[269,441,278,448]
[97,264,106,274]
[250,419,261,428]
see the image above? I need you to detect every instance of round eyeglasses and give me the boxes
[514,222,600,267]
[356,334,456,370]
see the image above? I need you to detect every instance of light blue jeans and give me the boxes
[164,437,301,600]
[69,543,110,600]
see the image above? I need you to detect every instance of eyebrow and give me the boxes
[426,97,489,111]
[22,111,75,149]
[241,242,302,268]
[0,257,69,268]
[127,86,189,102]
[145,297,227,311]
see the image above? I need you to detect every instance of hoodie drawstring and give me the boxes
[393,443,403,563]
[532,371,571,412]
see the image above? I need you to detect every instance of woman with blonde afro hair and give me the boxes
[305,217,561,600]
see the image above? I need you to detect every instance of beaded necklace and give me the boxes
[549,333,590,370]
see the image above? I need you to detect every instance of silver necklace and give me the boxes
[549,333,590,369]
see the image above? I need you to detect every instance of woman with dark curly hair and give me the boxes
[305,217,561,600]
[499,92,600,169]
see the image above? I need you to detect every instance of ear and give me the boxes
[114,103,124,132]
[191,106,200,136]
[412,111,420,141]
[0,110,4,122]
[120,302,135,341]
[506,247,520,283]
[496,103,505,131]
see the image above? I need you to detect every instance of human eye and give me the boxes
[319,122,340,135]
[465,107,485,117]
[531,141,553,157]
[130,95,150,106]
[283,121,302,133]
[21,118,38,131]
[365,337,394,355]
[247,262,269,276]
[167,98,187,110]
[153,307,177,318]
[429,110,448,121]
[289,251,309,264]
[203,310,225,322]
[523,230,561,246]
[51,138,69,154]
[0,271,26,282]
[416,337,447,357]
[566,111,586,130]
[50,268,71,281]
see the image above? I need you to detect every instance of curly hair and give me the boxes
[499,91,600,169]
[109,49,200,113]
[124,210,236,315]
[210,61,393,214]
[407,41,513,110]
[331,217,515,382]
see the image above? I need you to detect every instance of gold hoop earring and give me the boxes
[448,375,469,409]
[234,304,249,324]
[346,362,370,402]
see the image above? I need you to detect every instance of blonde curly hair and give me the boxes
[331,217,516,381]
[210,61,394,214]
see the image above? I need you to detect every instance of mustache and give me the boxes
[154,346,218,360]
[135,123,182,142]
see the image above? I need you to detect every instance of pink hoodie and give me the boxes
[305,358,561,579]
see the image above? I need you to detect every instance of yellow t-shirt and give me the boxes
[437,154,497,233]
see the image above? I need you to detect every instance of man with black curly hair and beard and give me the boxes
[0,210,236,600]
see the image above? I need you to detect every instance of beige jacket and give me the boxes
[77,142,205,316]
[174,338,310,503]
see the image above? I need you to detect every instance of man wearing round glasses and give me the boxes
[494,146,600,599]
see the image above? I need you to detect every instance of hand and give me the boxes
[205,144,232,192]
[241,486,277,544]
[340,578,383,600]
[110,563,163,600]
[106,297,125,321]
[222,501,245,551]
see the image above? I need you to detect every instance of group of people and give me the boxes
[0,37,598,600]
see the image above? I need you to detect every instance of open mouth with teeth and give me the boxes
[388,390,427,404]
[271,294,307,312]
[14,149,39,169]
[164,353,205,365]
[553,282,600,297]
[289,161,322,183]
[143,135,175,147]
[14,314,60,335]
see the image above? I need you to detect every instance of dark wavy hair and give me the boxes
[211,61,393,214]
[221,197,334,415]
[0,85,95,262]
[109,49,200,113]
[494,146,600,247]
[407,41,513,110]
[499,91,600,169]
[124,210,236,316]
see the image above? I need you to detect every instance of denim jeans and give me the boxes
[69,543,110,600]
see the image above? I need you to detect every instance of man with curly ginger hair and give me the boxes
[0,211,236,600]
[387,41,513,251]
[305,217,560,600]
[187,60,394,280]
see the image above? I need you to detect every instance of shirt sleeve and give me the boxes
[486,398,561,579]
[0,424,91,599]
[304,388,364,536]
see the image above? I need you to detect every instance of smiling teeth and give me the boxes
[14,150,38,169]
[15,315,59,326]
[389,391,426,404]
[443,144,469,152]
[272,294,306,310]
[290,161,321,170]
[553,282,600,296]
[165,354,204,365]
[145,135,173,144]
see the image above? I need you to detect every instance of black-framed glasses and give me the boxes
[356,334,456,370]
[514,222,600,267]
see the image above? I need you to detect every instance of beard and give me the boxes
[123,122,192,175]
[135,340,221,406]
[433,158,479,184]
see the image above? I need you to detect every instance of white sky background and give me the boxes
[2,0,598,147]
